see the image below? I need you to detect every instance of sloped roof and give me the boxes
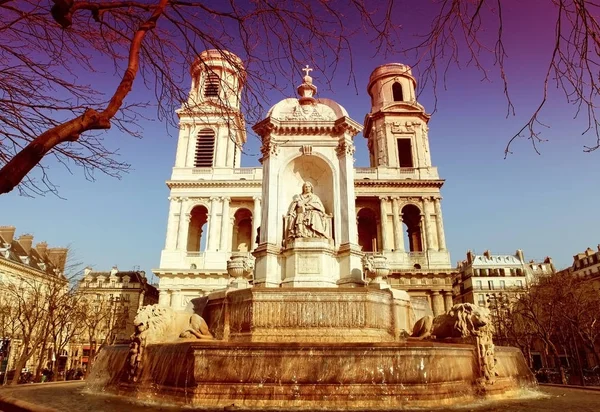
[471,255,523,267]
[0,231,64,278]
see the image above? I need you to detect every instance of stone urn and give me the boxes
[362,253,390,288]
[227,252,254,289]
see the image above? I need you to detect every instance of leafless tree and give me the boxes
[76,292,129,377]
[0,0,398,196]
[0,273,70,385]
[408,0,600,155]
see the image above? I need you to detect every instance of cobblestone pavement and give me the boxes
[1,382,599,411]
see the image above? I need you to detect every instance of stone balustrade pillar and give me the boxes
[220,197,231,252]
[207,196,220,251]
[431,291,445,316]
[434,198,447,251]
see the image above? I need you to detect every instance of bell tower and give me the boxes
[174,49,246,170]
[363,64,432,169]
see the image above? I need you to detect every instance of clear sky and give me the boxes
[2,1,599,281]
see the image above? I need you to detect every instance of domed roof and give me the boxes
[266,97,349,122]
[266,66,349,122]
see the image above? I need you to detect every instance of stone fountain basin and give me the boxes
[91,340,536,410]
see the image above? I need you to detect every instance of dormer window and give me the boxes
[204,73,220,97]
[392,82,403,102]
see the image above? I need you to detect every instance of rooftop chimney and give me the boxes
[110,266,119,276]
[516,249,525,262]
[47,247,68,273]
[18,234,34,254]
[483,250,491,259]
[0,226,16,244]
[35,241,48,259]
[83,267,93,277]
[466,250,474,264]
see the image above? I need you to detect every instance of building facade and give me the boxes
[557,245,600,287]
[0,226,68,379]
[70,266,158,370]
[453,249,555,307]
[154,50,455,316]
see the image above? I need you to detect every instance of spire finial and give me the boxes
[302,65,313,77]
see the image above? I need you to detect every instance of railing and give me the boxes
[408,252,425,257]
[191,168,213,174]
[355,167,376,174]
[399,167,415,174]
[186,251,205,257]
[233,168,254,174]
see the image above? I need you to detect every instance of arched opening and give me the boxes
[232,208,253,252]
[204,72,220,97]
[195,129,215,167]
[402,204,423,252]
[357,208,378,252]
[392,82,403,102]
[187,205,208,252]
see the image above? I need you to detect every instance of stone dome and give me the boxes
[266,97,349,122]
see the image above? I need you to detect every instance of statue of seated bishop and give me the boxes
[285,181,331,242]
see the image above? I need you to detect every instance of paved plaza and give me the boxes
[1,382,599,412]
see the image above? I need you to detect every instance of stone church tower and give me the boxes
[154,55,455,317]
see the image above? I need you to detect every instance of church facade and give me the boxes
[153,50,455,316]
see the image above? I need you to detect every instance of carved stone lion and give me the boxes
[411,303,491,340]
[127,305,213,382]
[132,304,213,343]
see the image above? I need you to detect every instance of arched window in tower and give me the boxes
[204,73,220,97]
[187,205,209,252]
[195,129,215,167]
[392,82,403,102]
[401,204,423,252]
[232,208,253,252]
[357,208,378,252]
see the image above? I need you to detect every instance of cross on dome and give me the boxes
[302,65,313,77]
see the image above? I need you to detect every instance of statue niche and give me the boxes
[285,181,332,242]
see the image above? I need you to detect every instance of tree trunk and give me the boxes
[34,337,48,382]
[549,341,568,385]
[10,352,28,385]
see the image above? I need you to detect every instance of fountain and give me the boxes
[87,55,536,409]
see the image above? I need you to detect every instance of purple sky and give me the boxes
[3,1,598,281]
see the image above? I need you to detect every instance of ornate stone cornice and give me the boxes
[354,179,444,188]
[167,180,262,189]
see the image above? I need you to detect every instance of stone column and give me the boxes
[158,289,170,307]
[252,196,261,250]
[207,196,220,251]
[176,199,189,251]
[170,289,182,309]
[220,197,231,252]
[186,127,197,167]
[443,291,454,312]
[379,196,390,251]
[422,198,433,251]
[431,291,445,316]
[174,124,190,168]
[434,198,447,251]
[165,198,180,250]
[391,197,405,252]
